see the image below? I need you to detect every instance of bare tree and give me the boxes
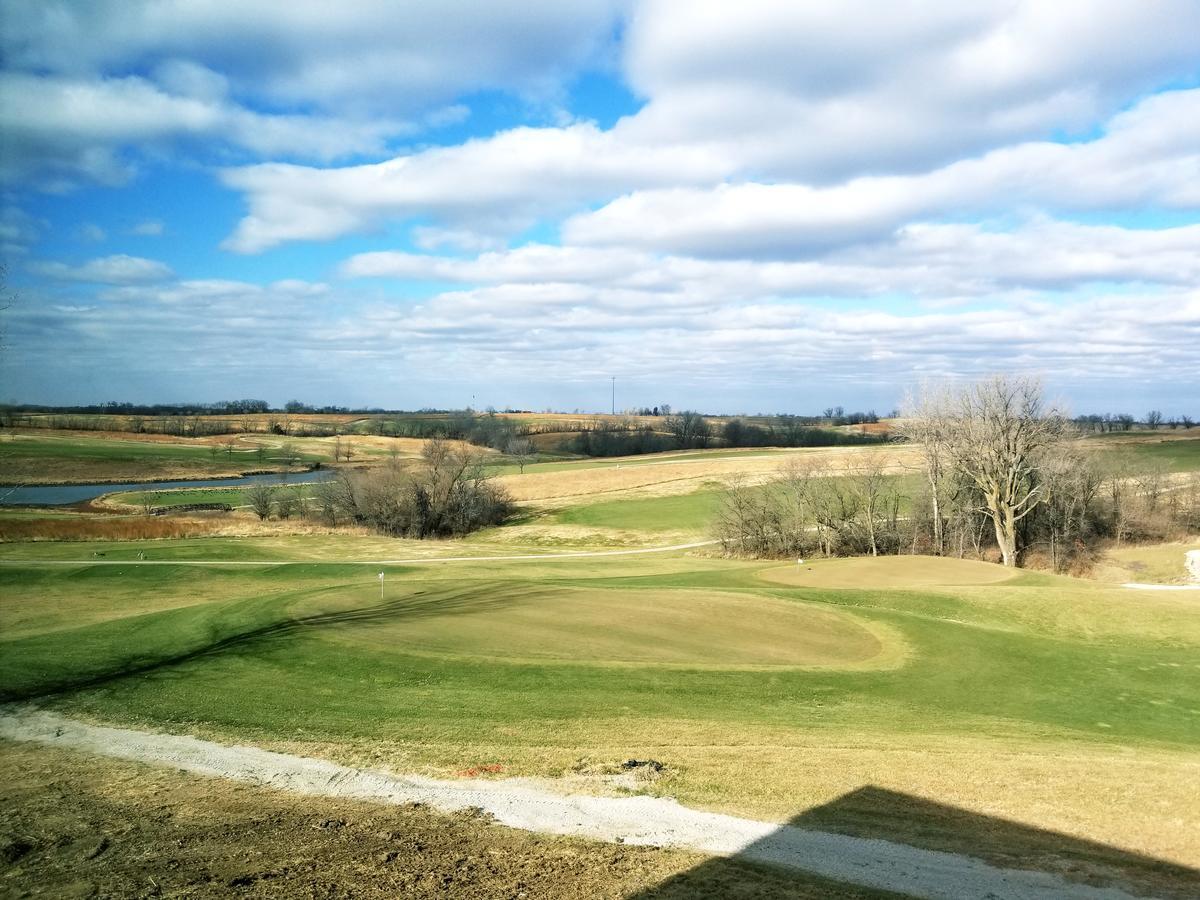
[665,410,710,449]
[506,437,536,474]
[1146,410,1163,429]
[848,453,897,557]
[899,384,954,555]
[247,482,275,520]
[916,376,1069,567]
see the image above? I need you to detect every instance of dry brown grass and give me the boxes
[0,516,221,542]
[501,446,919,503]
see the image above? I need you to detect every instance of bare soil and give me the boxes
[0,742,883,899]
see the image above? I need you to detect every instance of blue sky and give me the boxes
[1,0,1198,415]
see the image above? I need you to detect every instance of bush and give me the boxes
[313,439,513,538]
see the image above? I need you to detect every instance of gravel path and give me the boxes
[0,708,1145,900]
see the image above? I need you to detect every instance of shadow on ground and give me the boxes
[630,786,1199,899]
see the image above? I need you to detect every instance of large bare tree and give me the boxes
[913,376,1068,567]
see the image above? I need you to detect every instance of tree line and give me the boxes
[716,376,1199,570]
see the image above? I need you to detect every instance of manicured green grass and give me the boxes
[115,483,315,508]
[4,554,1196,752]
[550,490,723,532]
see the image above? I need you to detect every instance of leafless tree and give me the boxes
[847,453,898,557]
[910,376,1069,567]
[665,410,710,449]
[247,482,275,520]
[506,437,536,474]
[899,384,955,555]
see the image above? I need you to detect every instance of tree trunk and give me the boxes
[991,506,1019,567]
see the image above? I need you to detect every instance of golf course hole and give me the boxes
[324,586,904,670]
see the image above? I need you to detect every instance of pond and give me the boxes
[0,469,332,506]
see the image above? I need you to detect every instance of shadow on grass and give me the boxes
[630,786,1199,899]
[0,582,518,703]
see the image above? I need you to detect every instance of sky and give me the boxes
[1,0,1198,416]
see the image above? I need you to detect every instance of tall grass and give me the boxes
[0,517,218,542]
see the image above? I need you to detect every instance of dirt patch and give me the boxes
[0,741,875,899]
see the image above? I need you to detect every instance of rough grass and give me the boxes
[1091,540,1200,585]
[1089,433,1200,472]
[0,516,219,542]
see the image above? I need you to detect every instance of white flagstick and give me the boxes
[378,570,385,601]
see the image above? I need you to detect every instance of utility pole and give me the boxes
[611,376,615,415]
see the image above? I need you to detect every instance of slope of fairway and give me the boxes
[326,584,900,670]
[759,555,1019,589]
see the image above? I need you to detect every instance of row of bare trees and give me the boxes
[717,376,1199,570]
[715,456,904,559]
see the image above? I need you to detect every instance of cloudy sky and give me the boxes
[2,1,1198,414]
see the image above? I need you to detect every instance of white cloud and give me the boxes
[0,72,412,187]
[30,254,174,284]
[1,0,626,116]
[343,219,1200,298]
[78,224,107,243]
[565,89,1200,257]
[0,204,43,256]
[621,0,1200,180]
[129,220,164,237]
[220,122,732,252]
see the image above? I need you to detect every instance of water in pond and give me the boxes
[0,469,332,506]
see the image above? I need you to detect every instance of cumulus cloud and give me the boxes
[565,89,1200,257]
[30,254,174,284]
[0,72,412,187]
[621,0,1200,180]
[342,219,1200,297]
[221,80,1200,257]
[220,123,732,252]
[1,0,626,116]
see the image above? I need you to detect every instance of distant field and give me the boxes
[1101,435,1200,472]
[3,420,1200,896]
[0,432,322,485]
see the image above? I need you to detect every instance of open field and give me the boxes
[0,430,324,485]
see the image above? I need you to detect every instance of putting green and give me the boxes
[323,585,903,670]
[759,555,1019,590]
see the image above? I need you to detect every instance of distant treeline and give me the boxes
[569,414,885,457]
[1074,411,1196,431]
